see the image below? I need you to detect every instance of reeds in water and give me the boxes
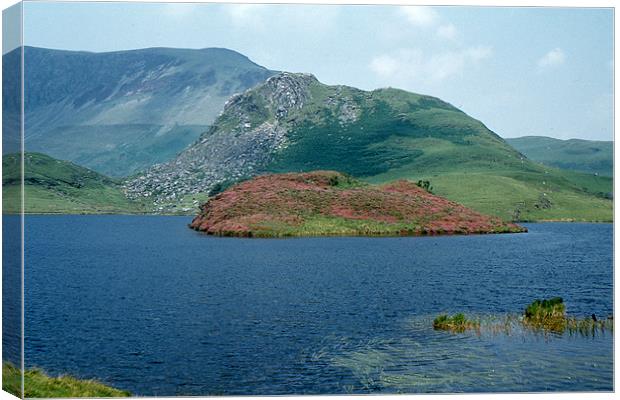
[433,313,480,333]
[433,298,613,337]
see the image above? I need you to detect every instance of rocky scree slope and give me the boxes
[125,72,314,211]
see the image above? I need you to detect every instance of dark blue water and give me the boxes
[2,216,22,368]
[15,217,614,394]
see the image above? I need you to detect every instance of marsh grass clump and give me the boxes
[433,313,479,333]
[2,362,130,398]
[520,297,613,336]
[523,297,566,332]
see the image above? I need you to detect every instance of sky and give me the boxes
[8,1,616,140]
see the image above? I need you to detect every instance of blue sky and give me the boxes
[16,2,615,140]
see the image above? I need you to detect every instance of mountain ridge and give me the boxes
[3,46,278,176]
[3,47,611,221]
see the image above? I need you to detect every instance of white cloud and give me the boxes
[437,24,458,40]
[227,4,266,30]
[538,48,566,68]
[375,6,493,87]
[466,45,493,62]
[400,8,460,42]
[369,55,400,77]
[400,6,438,27]
[370,46,493,83]
[226,4,339,35]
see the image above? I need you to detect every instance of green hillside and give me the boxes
[277,86,613,222]
[256,78,613,222]
[2,153,144,214]
[129,73,612,222]
[506,136,613,177]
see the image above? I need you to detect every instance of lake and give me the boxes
[4,216,614,394]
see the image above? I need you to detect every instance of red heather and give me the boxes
[190,171,527,237]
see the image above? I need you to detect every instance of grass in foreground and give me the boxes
[3,363,130,398]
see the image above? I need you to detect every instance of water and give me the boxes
[8,216,614,394]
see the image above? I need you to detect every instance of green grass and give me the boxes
[382,172,612,222]
[3,363,130,398]
[433,313,480,333]
[363,135,612,221]
[3,153,145,214]
[506,136,613,177]
[245,215,522,238]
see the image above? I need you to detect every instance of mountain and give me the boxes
[506,136,613,177]
[189,171,526,237]
[127,72,612,221]
[3,46,276,176]
[2,153,143,214]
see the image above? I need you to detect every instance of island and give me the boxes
[189,171,527,237]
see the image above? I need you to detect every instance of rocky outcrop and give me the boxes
[124,72,319,211]
[189,171,527,237]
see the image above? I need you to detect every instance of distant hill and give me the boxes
[2,46,276,176]
[2,153,143,214]
[189,171,526,237]
[506,136,612,177]
[127,72,612,222]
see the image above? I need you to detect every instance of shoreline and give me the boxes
[3,212,613,224]
[189,228,528,239]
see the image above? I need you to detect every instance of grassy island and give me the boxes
[3,363,130,398]
[190,171,526,237]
